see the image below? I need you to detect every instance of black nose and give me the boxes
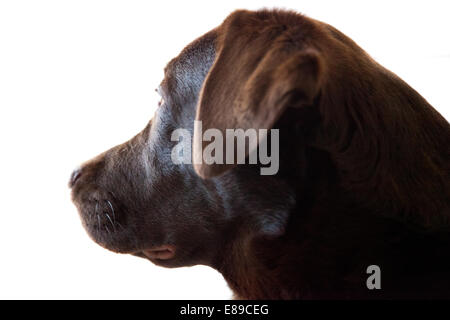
[69,167,82,188]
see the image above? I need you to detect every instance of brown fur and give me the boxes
[70,9,450,299]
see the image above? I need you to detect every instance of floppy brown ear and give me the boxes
[193,10,325,178]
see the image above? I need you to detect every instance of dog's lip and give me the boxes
[141,244,176,260]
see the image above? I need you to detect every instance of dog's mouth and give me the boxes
[71,185,178,261]
[73,193,177,260]
[71,188,139,253]
[141,245,176,260]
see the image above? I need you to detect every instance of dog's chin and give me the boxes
[75,204,179,265]
[71,188,182,265]
[80,217,138,254]
[71,186,137,253]
[80,215,182,267]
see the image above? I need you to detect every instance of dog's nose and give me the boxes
[69,167,83,188]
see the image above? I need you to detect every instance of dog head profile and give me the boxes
[70,9,450,299]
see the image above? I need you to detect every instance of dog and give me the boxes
[70,9,450,299]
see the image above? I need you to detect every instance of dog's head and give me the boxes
[69,9,449,274]
[69,10,326,268]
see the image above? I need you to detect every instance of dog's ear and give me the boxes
[193,10,324,178]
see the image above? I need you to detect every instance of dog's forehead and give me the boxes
[163,30,217,95]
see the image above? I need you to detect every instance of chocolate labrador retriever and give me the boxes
[70,9,450,299]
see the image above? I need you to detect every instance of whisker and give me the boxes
[116,222,125,231]
[106,200,116,222]
[105,213,116,231]
[93,202,99,218]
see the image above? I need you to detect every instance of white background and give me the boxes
[0,0,449,299]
